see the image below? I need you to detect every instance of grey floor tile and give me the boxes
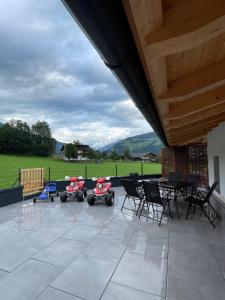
[101,221,136,243]
[135,221,169,239]
[29,226,68,245]
[169,231,212,255]
[64,224,102,243]
[33,238,86,267]
[37,287,80,300]
[0,269,8,280]
[168,254,224,286]
[112,251,167,298]
[167,274,225,300]
[51,253,116,300]
[101,282,162,300]
[210,243,225,270]
[0,243,39,272]
[169,218,204,235]
[128,233,168,259]
[0,259,61,300]
[84,234,127,262]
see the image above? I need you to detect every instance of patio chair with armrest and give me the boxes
[120,179,144,215]
[139,181,172,226]
[186,181,221,228]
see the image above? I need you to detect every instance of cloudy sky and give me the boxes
[0,0,151,148]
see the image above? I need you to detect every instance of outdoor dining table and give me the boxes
[159,181,194,218]
[140,179,195,218]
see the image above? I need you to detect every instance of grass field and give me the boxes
[0,154,161,189]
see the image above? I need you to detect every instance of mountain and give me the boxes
[0,122,4,128]
[100,132,163,155]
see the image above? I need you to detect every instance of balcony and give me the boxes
[0,186,224,299]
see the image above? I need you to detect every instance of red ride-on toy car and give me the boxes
[60,176,87,202]
[87,177,115,206]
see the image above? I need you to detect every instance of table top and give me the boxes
[138,179,195,189]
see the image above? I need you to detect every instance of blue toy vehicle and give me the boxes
[33,183,58,203]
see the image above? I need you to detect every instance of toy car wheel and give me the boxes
[51,196,54,202]
[83,188,87,197]
[105,194,113,206]
[109,190,115,200]
[87,195,95,206]
[33,197,36,203]
[60,193,67,202]
[77,191,84,202]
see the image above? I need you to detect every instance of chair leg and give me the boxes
[151,203,155,220]
[208,202,221,220]
[186,202,192,220]
[136,198,143,216]
[121,195,127,211]
[167,201,173,219]
[174,196,180,219]
[200,206,216,228]
[138,200,145,219]
[159,206,165,226]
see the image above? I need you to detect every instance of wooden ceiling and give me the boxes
[123,0,225,145]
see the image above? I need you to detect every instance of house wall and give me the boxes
[207,122,225,197]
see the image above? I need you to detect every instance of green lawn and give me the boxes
[0,154,161,189]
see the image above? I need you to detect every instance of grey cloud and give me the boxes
[0,0,151,147]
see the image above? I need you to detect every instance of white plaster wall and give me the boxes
[207,122,225,197]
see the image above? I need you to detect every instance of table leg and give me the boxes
[174,190,180,218]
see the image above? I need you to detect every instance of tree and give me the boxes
[123,148,131,160]
[87,148,101,160]
[101,151,108,160]
[13,120,32,154]
[0,120,31,154]
[31,121,55,156]
[64,143,77,159]
[110,149,119,161]
[0,119,55,157]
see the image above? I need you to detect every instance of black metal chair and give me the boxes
[129,172,142,189]
[139,181,172,226]
[186,181,221,228]
[120,179,144,215]
[185,174,200,195]
[168,172,181,182]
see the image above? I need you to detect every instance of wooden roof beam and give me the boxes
[167,112,225,132]
[168,102,225,129]
[167,115,225,136]
[167,124,216,140]
[145,0,225,61]
[159,59,225,103]
[164,84,225,120]
[168,130,208,145]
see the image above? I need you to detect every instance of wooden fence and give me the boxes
[20,168,44,194]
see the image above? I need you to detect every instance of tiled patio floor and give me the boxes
[0,187,225,299]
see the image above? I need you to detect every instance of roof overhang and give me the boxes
[122,0,225,146]
[61,0,168,146]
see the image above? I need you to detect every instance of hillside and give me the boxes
[100,132,163,155]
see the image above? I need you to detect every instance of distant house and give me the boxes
[142,152,159,162]
[61,142,90,160]
[131,152,159,162]
[74,142,90,160]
